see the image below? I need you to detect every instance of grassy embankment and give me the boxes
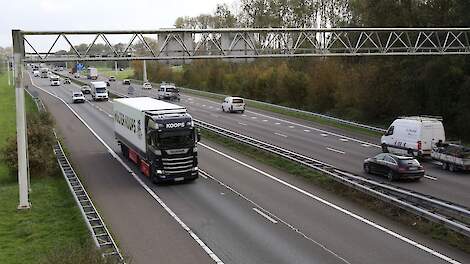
[0,73,90,264]
[96,67,134,80]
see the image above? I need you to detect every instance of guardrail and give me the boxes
[63,72,470,237]
[125,77,386,134]
[194,119,470,237]
[53,137,125,263]
[25,80,125,263]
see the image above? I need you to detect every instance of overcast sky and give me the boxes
[0,0,234,48]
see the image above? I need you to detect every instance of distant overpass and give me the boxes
[14,28,470,63]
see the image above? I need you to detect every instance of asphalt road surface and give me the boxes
[27,71,470,264]
[84,73,470,207]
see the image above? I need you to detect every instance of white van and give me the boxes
[90,81,109,101]
[222,96,246,113]
[381,116,445,157]
[50,75,60,86]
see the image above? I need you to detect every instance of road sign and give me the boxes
[76,63,84,71]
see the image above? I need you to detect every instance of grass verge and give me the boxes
[201,129,470,253]
[0,73,92,264]
[96,67,134,80]
[183,88,384,137]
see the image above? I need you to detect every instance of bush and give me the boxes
[1,111,58,178]
[38,243,122,264]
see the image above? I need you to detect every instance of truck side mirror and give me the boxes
[197,129,201,142]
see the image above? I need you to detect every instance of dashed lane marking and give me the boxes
[253,208,278,224]
[326,147,346,155]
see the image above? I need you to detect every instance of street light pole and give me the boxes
[6,59,11,86]
[12,30,30,209]
[143,60,147,82]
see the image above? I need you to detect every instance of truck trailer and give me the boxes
[87,67,98,80]
[113,97,200,183]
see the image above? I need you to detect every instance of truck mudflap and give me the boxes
[140,160,150,177]
[128,148,139,164]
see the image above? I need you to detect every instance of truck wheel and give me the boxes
[449,164,456,172]
[222,106,225,112]
[120,144,128,158]
[381,144,389,153]
[363,164,371,174]
[441,162,449,170]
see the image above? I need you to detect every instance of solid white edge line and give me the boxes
[197,142,461,264]
[252,208,278,224]
[28,74,225,264]
[424,175,438,181]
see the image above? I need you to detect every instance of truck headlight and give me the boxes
[154,149,162,155]
[192,166,198,171]
[156,170,163,174]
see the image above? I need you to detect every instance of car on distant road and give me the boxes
[64,78,71,84]
[106,81,111,87]
[33,70,40,77]
[72,91,85,103]
[122,79,131,85]
[74,72,80,78]
[109,76,116,82]
[142,82,152,89]
[81,85,91,94]
[363,153,424,181]
[222,96,245,113]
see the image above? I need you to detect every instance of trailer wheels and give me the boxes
[449,164,456,172]
[441,162,449,170]
[120,144,128,158]
[381,144,389,153]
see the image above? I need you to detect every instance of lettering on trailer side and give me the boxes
[115,111,137,134]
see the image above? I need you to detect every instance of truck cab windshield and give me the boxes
[96,88,106,93]
[158,130,194,149]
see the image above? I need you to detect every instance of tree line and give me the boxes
[143,0,470,141]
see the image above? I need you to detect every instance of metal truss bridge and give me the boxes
[15,28,470,63]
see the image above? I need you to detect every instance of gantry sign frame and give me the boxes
[19,28,470,63]
[11,27,470,208]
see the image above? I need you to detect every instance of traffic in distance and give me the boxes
[32,64,470,185]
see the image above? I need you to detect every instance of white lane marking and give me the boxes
[210,114,220,118]
[288,126,295,128]
[274,132,288,138]
[242,114,247,117]
[361,143,371,147]
[304,129,310,132]
[198,142,461,264]
[320,133,328,137]
[327,147,346,155]
[199,170,350,264]
[200,173,208,179]
[202,104,206,107]
[251,116,257,119]
[424,175,438,181]
[275,122,281,125]
[238,122,247,126]
[245,110,379,148]
[339,138,349,142]
[253,208,278,224]
[29,74,225,264]
[262,119,268,122]
[208,106,213,109]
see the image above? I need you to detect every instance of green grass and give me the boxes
[0,73,91,264]
[201,129,470,253]
[96,67,134,80]
[183,88,384,137]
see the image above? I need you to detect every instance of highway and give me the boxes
[26,71,470,264]
[89,75,470,207]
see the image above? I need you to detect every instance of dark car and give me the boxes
[363,153,424,181]
[106,81,110,87]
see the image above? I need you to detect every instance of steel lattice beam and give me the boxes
[15,28,470,62]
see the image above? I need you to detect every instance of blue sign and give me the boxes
[76,63,84,71]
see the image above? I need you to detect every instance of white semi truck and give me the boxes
[87,67,98,80]
[40,67,49,78]
[113,97,200,183]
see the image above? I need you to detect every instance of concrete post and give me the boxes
[13,30,30,209]
[114,61,118,76]
[6,59,11,86]
[143,60,147,82]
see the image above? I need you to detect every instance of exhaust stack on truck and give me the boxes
[113,97,200,183]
